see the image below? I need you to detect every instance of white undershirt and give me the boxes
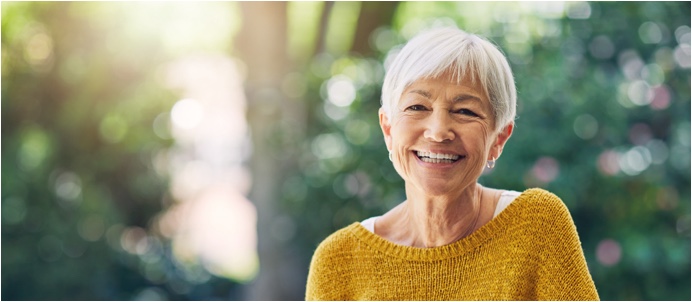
[361,190,521,233]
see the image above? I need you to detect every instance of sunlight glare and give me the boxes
[163,54,258,283]
[171,98,204,130]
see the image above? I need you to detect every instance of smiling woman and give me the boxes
[306,27,599,301]
[383,73,510,202]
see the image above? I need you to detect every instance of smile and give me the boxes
[415,151,463,163]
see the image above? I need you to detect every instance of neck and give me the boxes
[397,183,484,248]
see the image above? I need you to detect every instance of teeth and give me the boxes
[416,151,460,160]
[420,157,454,163]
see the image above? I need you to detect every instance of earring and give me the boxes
[486,157,496,169]
[389,151,393,162]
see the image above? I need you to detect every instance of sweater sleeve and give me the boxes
[305,228,353,301]
[305,242,333,301]
[533,191,600,301]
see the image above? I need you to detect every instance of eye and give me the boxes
[406,105,428,111]
[454,108,479,117]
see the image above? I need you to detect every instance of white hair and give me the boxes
[381,27,516,130]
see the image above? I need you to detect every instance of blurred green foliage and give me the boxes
[2,1,690,301]
[2,2,243,300]
[282,2,691,300]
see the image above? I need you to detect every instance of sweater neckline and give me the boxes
[348,188,536,261]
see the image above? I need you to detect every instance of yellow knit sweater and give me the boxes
[306,188,599,300]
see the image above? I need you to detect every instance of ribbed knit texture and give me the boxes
[306,188,599,301]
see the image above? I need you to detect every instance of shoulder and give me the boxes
[514,188,571,216]
[509,188,577,232]
[517,188,564,206]
[514,191,598,299]
[311,222,362,258]
[308,222,367,278]
[306,222,363,300]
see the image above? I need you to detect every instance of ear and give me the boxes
[379,108,393,151]
[490,122,514,160]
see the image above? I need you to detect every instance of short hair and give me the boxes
[381,27,516,130]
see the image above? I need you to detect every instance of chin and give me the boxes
[415,181,463,197]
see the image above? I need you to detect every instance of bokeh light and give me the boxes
[311,133,348,160]
[566,2,591,19]
[596,239,622,267]
[639,22,665,44]
[326,75,357,107]
[171,98,204,130]
[646,139,670,165]
[2,1,689,301]
[650,84,671,110]
[597,150,620,176]
[629,123,653,146]
[588,35,615,60]
[532,157,560,184]
[163,54,257,282]
[99,113,129,143]
[22,24,54,72]
[16,125,51,172]
[78,215,106,242]
[619,146,653,176]
[53,171,82,206]
[573,114,599,140]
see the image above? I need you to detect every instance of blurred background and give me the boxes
[1,1,690,300]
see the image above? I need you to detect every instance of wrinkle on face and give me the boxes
[380,71,510,198]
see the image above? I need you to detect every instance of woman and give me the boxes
[306,27,599,300]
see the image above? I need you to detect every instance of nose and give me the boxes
[423,111,455,142]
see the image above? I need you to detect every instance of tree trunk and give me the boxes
[313,1,335,55]
[236,2,306,300]
[350,1,400,56]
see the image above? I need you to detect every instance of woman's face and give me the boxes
[379,72,513,196]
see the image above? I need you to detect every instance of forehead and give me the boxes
[403,72,488,101]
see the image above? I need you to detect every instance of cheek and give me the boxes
[479,126,493,148]
[390,118,414,145]
[388,118,417,178]
[462,124,494,155]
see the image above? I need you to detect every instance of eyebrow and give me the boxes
[408,90,481,103]
[408,89,432,98]
[453,94,482,103]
